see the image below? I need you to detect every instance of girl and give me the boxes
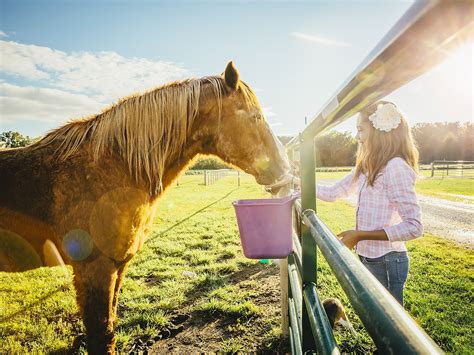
[269,101,422,305]
[319,101,422,305]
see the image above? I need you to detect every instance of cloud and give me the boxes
[290,32,349,47]
[0,40,190,100]
[1,41,52,79]
[0,40,193,132]
[0,83,105,124]
[0,31,7,38]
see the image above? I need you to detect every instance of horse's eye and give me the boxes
[203,136,213,149]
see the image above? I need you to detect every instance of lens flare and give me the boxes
[62,229,93,261]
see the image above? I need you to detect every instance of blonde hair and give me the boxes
[32,76,259,194]
[354,101,419,186]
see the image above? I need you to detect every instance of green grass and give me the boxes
[194,284,261,317]
[0,268,80,353]
[0,174,472,353]
[416,176,473,201]
[405,235,473,352]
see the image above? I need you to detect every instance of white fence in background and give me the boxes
[430,160,474,179]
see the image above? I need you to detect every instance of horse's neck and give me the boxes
[160,138,202,191]
[80,108,207,196]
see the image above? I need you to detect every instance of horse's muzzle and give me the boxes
[264,173,293,195]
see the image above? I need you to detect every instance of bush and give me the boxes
[190,157,229,170]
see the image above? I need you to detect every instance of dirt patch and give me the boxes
[147,263,289,353]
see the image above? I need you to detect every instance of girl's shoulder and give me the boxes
[383,157,416,179]
[386,157,409,168]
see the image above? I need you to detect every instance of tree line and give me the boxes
[279,121,473,166]
[1,122,472,167]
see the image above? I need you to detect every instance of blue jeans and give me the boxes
[359,251,409,306]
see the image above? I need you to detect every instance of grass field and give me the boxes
[0,174,472,353]
[415,176,473,201]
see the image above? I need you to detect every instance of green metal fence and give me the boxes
[282,0,473,353]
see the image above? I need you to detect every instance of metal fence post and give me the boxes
[300,134,317,352]
[280,259,289,337]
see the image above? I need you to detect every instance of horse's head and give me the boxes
[195,62,291,191]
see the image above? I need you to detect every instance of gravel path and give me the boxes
[318,179,474,249]
[416,195,473,248]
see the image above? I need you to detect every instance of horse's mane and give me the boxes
[32,76,259,194]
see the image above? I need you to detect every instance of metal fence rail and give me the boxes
[282,0,472,353]
[286,0,473,150]
[302,210,441,354]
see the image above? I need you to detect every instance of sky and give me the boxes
[0,0,472,138]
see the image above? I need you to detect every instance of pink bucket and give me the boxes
[232,194,299,259]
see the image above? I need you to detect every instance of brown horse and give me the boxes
[0,61,290,353]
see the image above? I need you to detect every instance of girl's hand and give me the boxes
[337,230,361,250]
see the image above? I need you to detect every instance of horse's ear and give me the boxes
[223,61,239,90]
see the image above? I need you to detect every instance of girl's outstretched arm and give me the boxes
[316,170,357,202]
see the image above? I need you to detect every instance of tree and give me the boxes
[189,156,229,170]
[412,122,472,163]
[315,131,358,166]
[0,131,33,148]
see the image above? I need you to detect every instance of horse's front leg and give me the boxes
[73,254,120,354]
[112,261,129,324]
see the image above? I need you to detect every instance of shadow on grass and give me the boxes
[47,334,86,355]
[148,187,239,243]
[130,187,240,270]
[0,283,70,323]
[180,262,267,308]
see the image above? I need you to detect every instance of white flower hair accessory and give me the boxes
[368,103,402,132]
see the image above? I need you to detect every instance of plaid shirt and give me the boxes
[317,157,423,258]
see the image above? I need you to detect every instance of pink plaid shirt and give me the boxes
[317,157,423,258]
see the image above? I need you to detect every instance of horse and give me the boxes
[0,61,291,354]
